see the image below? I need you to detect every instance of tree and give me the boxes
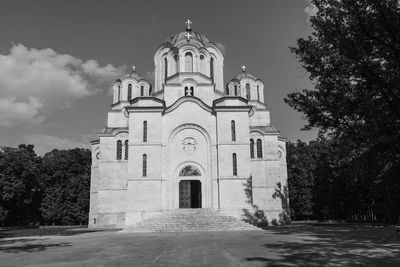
[40,148,91,225]
[286,0,400,223]
[0,145,42,226]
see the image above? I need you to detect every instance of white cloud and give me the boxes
[0,96,45,127]
[305,0,318,19]
[22,134,90,155]
[0,44,126,128]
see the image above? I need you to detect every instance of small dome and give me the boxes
[165,31,211,46]
[120,66,144,81]
[234,72,258,81]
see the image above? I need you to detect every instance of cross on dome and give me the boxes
[185,32,192,41]
[241,65,247,72]
[185,19,192,30]
[131,65,136,73]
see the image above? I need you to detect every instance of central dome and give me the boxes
[165,31,211,46]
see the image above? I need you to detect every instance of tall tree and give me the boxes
[0,145,42,226]
[286,0,400,223]
[40,148,91,225]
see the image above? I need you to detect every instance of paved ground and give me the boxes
[0,224,400,266]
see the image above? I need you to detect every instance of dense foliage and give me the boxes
[286,0,400,223]
[0,146,91,226]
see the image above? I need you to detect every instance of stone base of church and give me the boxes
[89,208,286,229]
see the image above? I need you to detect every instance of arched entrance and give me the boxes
[178,165,202,209]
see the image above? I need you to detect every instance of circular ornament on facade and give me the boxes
[182,137,197,153]
[96,152,101,159]
[123,109,129,118]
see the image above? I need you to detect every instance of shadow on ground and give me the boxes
[246,223,400,266]
[0,239,71,253]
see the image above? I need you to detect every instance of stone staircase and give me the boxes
[122,209,261,233]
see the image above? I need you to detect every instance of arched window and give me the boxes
[199,54,205,74]
[185,52,193,72]
[124,140,129,160]
[234,85,238,96]
[231,120,236,141]
[118,85,121,101]
[140,85,144,96]
[232,153,237,176]
[210,57,214,82]
[173,54,179,74]
[143,121,147,142]
[246,83,251,99]
[164,57,168,82]
[142,154,147,177]
[257,85,260,101]
[184,86,194,96]
[116,140,122,160]
[225,86,229,95]
[257,139,263,158]
[127,84,132,100]
[250,139,255,159]
[179,165,201,176]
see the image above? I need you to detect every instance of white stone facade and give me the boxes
[89,26,288,228]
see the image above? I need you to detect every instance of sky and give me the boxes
[0,0,318,155]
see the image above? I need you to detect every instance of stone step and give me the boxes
[122,209,261,233]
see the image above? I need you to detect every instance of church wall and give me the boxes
[89,143,100,227]
[249,109,270,126]
[107,111,128,128]
[219,179,250,208]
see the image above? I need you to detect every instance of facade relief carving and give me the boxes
[182,137,197,153]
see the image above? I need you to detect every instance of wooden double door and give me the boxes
[179,180,202,209]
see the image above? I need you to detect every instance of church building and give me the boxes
[89,21,288,228]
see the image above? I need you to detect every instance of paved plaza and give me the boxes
[1,224,399,266]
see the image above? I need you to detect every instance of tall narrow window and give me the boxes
[185,52,193,72]
[257,85,260,101]
[210,57,214,82]
[199,54,205,74]
[225,86,229,95]
[246,83,251,99]
[143,121,147,142]
[232,153,237,176]
[164,57,168,82]
[127,84,132,100]
[250,139,255,159]
[142,154,147,177]
[124,140,129,160]
[118,85,121,101]
[234,85,238,96]
[173,54,179,74]
[116,140,122,160]
[140,85,144,96]
[231,120,236,141]
[257,139,263,158]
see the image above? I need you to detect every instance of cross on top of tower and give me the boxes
[241,65,247,72]
[185,19,192,30]
[185,32,191,41]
